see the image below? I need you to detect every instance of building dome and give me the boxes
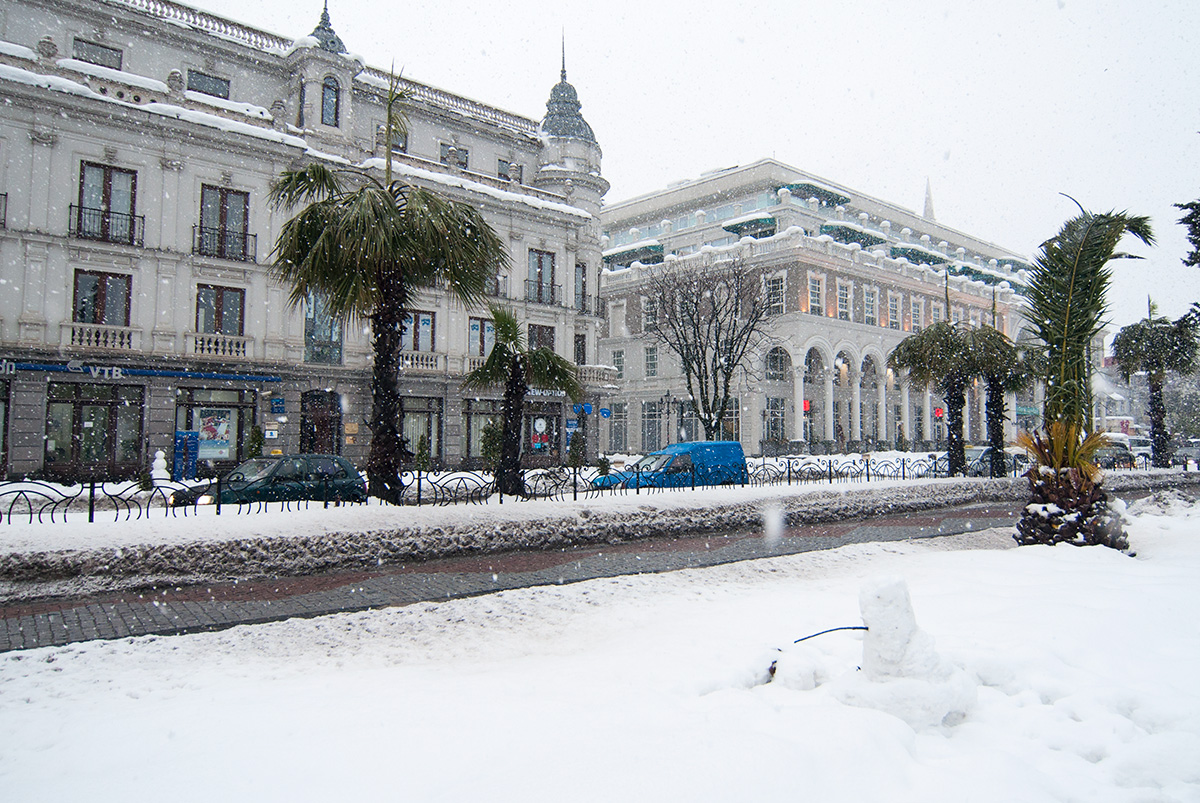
[541,65,596,143]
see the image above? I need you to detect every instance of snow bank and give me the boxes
[1,495,1197,801]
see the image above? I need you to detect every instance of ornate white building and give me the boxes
[0,0,612,480]
[597,159,1034,456]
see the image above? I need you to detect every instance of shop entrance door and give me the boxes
[44,383,144,481]
[300,390,341,454]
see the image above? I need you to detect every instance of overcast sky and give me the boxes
[197,0,1200,331]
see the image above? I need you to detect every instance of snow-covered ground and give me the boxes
[1,492,1197,802]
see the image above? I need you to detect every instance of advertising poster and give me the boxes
[194,407,233,459]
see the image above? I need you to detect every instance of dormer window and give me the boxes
[187,69,230,99]
[321,77,340,127]
[73,38,122,70]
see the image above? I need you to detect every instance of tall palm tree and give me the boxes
[269,75,508,504]
[1112,300,1200,468]
[1024,203,1154,428]
[888,322,975,476]
[1017,204,1153,549]
[463,307,583,496]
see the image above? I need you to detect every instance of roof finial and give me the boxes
[309,0,346,53]
[561,29,567,82]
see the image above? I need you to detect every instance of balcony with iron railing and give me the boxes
[484,274,509,298]
[188,331,252,360]
[69,205,145,247]
[192,226,257,263]
[61,322,141,351]
[524,280,562,306]
[575,294,603,316]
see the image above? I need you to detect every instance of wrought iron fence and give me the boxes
[0,452,1168,525]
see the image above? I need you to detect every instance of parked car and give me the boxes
[592,441,748,490]
[169,454,366,506]
[1128,436,1153,460]
[1093,444,1135,470]
[966,447,1031,477]
[1171,445,1200,467]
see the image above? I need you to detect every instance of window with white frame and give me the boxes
[645,345,658,378]
[765,347,790,381]
[808,275,823,316]
[765,274,785,316]
[612,349,624,380]
[888,294,901,330]
[765,397,787,443]
[911,298,924,333]
[642,296,658,329]
[609,402,628,452]
[951,307,963,324]
[969,309,982,328]
[321,77,339,126]
[837,282,851,321]
[864,288,878,326]
[931,303,943,324]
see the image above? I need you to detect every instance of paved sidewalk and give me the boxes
[0,500,1020,652]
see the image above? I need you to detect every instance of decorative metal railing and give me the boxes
[524,280,562,306]
[193,226,257,262]
[0,453,1166,525]
[69,205,145,246]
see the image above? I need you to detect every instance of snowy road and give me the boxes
[1,498,1020,652]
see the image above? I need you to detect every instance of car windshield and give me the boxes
[226,458,279,482]
[632,453,673,473]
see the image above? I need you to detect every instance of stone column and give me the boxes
[901,384,911,444]
[877,378,888,445]
[824,369,835,442]
[850,369,862,441]
[793,366,805,440]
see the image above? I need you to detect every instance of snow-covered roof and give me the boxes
[359,158,591,219]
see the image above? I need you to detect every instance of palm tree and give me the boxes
[1112,300,1200,468]
[963,325,1034,477]
[1024,203,1154,428]
[463,307,583,496]
[888,322,975,476]
[1017,204,1153,549]
[269,74,508,504]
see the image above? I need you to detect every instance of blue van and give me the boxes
[593,441,749,490]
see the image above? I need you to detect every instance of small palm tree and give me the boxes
[269,74,508,504]
[963,325,1034,477]
[1018,204,1153,548]
[888,322,974,476]
[463,307,583,496]
[1112,300,1200,467]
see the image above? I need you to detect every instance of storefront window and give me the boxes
[465,398,500,458]
[175,387,257,469]
[400,397,442,463]
[44,382,144,480]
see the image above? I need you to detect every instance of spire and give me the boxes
[923,177,936,220]
[540,39,596,143]
[309,1,346,54]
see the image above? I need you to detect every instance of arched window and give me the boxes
[321,77,340,127]
[765,347,791,381]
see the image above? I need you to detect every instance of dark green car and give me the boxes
[169,454,366,506]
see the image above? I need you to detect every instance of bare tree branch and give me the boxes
[643,259,769,440]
